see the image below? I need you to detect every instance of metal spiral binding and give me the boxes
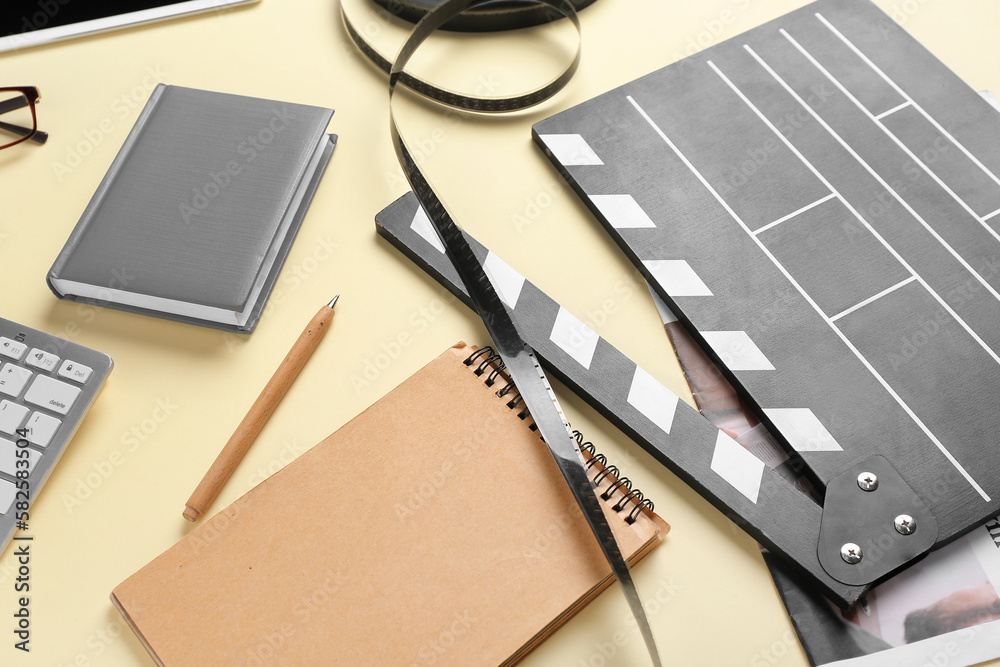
[573,431,655,525]
[465,346,537,431]
[466,346,656,525]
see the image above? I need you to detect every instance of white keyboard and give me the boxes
[0,317,112,552]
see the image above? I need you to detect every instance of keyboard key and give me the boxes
[26,348,59,373]
[24,412,60,448]
[0,364,32,398]
[0,401,28,435]
[0,317,112,545]
[24,375,80,416]
[0,338,26,361]
[0,480,14,514]
[58,360,93,384]
[0,438,40,476]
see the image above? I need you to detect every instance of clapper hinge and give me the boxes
[817,455,938,586]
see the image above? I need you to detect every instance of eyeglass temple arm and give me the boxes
[0,95,46,144]
[0,119,47,144]
[0,96,28,114]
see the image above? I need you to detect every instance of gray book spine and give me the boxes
[46,83,167,297]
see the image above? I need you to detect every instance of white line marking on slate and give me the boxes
[754,193,836,235]
[984,208,1000,222]
[744,44,1000,368]
[875,100,911,120]
[816,12,1000,190]
[701,331,775,371]
[643,260,714,297]
[483,251,526,309]
[646,281,679,324]
[764,408,843,452]
[590,194,657,228]
[783,28,1000,254]
[830,276,917,322]
[410,206,445,254]
[539,133,605,166]
[711,431,765,503]
[549,307,600,369]
[627,366,680,434]
[630,83,992,502]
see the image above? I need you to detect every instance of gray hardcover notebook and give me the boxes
[47,84,335,333]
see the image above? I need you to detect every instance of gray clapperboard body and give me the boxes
[378,0,1000,610]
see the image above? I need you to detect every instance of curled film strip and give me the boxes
[340,1,662,664]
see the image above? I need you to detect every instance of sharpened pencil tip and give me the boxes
[328,294,340,308]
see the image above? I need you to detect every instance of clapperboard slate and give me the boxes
[378,0,1000,610]
[378,191,870,608]
[534,0,1000,572]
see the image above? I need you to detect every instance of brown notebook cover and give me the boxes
[112,342,668,666]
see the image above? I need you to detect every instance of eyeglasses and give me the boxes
[0,87,47,149]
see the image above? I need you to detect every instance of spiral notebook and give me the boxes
[111,342,667,666]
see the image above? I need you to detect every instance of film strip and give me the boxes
[375,190,867,609]
[341,0,661,662]
[463,345,658,525]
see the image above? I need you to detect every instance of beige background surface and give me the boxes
[1,0,999,665]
